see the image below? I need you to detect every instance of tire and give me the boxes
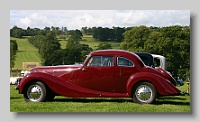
[46,90,55,101]
[24,81,47,102]
[132,82,157,104]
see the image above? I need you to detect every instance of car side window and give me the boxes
[154,58,161,67]
[87,56,114,66]
[117,57,134,66]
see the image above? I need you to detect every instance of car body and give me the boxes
[16,50,181,104]
[135,52,182,86]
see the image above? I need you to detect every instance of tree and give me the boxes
[77,44,93,61]
[44,27,51,32]
[66,29,82,48]
[96,43,112,50]
[113,27,125,42]
[120,25,190,80]
[38,31,61,65]
[121,26,151,51]
[10,40,18,70]
[45,48,82,66]
[144,31,163,54]
[10,26,26,38]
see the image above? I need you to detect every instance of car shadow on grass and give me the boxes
[10,96,23,99]
[154,100,190,106]
[52,96,190,106]
[154,96,190,106]
[53,98,133,103]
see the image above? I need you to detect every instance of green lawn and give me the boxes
[10,84,190,112]
[10,36,190,112]
[59,35,121,50]
[11,37,41,70]
[81,36,121,50]
[11,36,121,70]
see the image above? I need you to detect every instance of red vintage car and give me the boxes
[16,50,181,104]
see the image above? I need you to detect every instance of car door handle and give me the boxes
[120,69,122,77]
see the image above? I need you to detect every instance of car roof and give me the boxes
[88,49,144,67]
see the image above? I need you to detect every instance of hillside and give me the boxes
[11,37,42,70]
[59,35,121,50]
[11,36,121,70]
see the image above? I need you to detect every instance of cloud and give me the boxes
[17,17,31,27]
[15,12,50,29]
[10,10,190,30]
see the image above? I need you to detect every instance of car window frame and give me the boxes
[117,56,134,67]
[86,55,114,67]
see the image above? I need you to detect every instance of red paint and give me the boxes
[18,50,181,99]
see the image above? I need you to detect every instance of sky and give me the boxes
[10,10,190,30]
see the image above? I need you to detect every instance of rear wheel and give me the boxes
[24,81,47,102]
[132,82,157,104]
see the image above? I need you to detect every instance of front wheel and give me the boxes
[23,81,47,102]
[132,82,157,104]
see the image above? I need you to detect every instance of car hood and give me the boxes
[31,64,83,72]
[30,64,83,81]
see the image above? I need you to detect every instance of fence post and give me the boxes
[186,78,190,94]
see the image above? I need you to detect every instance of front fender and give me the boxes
[126,72,181,97]
[19,72,126,98]
[19,72,69,95]
[19,72,96,97]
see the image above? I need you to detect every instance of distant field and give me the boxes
[81,36,121,50]
[11,35,121,70]
[59,35,121,50]
[10,37,41,70]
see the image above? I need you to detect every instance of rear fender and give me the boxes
[156,67,177,86]
[126,72,181,97]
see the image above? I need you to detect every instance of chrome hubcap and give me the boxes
[135,85,152,102]
[27,85,42,102]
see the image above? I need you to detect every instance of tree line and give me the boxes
[82,26,125,42]
[11,26,125,42]
[10,26,68,38]
[10,40,18,70]
[10,25,190,80]
[28,29,92,66]
[121,25,190,80]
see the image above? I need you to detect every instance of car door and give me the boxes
[75,56,115,92]
[115,56,138,93]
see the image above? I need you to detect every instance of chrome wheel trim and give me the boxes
[27,85,43,102]
[135,85,153,103]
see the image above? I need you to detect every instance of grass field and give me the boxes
[59,35,121,50]
[10,84,190,112]
[10,36,190,112]
[11,36,121,70]
[11,37,42,70]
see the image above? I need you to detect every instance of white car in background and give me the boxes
[10,77,22,85]
[136,52,183,86]
[10,70,29,85]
